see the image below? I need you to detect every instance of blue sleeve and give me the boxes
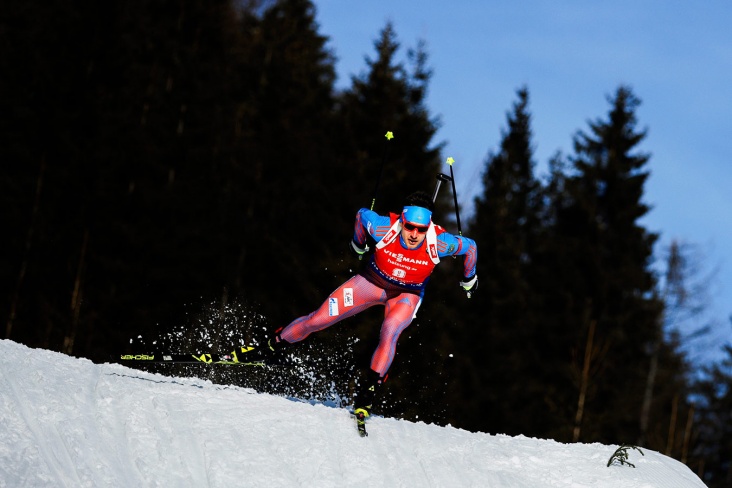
[354,208,391,245]
[437,232,478,279]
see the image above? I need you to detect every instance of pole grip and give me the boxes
[432,173,452,202]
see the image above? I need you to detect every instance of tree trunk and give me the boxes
[638,341,659,445]
[573,320,596,442]
[63,229,89,355]
[666,393,679,455]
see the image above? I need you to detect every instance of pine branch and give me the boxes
[607,444,644,468]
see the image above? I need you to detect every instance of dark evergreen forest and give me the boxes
[1,0,729,485]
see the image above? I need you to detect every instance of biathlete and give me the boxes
[254,190,478,424]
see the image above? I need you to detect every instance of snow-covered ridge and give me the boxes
[0,339,706,487]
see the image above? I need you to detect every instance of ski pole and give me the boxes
[370,131,394,210]
[446,157,463,235]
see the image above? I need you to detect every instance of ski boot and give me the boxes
[353,369,386,437]
[244,332,290,365]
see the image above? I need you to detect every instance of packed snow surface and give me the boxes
[0,340,707,487]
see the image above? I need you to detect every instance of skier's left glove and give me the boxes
[459,275,478,298]
[349,240,370,260]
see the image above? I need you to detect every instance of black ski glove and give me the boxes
[349,240,369,260]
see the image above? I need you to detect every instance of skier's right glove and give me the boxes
[349,240,369,260]
[459,275,478,298]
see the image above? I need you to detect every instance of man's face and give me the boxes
[401,221,428,249]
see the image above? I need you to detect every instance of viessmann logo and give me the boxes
[383,249,429,266]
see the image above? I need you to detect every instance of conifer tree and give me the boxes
[554,86,664,443]
[693,344,732,487]
[337,23,442,215]
[638,240,701,450]
[1,0,275,358]
[232,0,340,324]
[82,0,246,357]
[454,87,544,434]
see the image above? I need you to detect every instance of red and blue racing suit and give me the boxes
[278,208,478,377]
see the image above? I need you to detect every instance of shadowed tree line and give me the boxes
[1,0,729,485]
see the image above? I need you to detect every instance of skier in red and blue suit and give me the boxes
[259,191,478,421]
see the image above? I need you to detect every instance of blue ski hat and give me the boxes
[401,205,432,227]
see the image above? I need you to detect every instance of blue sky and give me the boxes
[313,1,731,365]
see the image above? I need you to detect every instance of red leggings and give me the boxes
[279,274,422,376]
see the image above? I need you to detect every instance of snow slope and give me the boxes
[0,340,707,487]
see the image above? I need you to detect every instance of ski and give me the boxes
[354,409,369,437]
[117,346,266,366]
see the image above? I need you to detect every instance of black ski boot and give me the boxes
[353,369,386,437]
[244,332,290,364]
